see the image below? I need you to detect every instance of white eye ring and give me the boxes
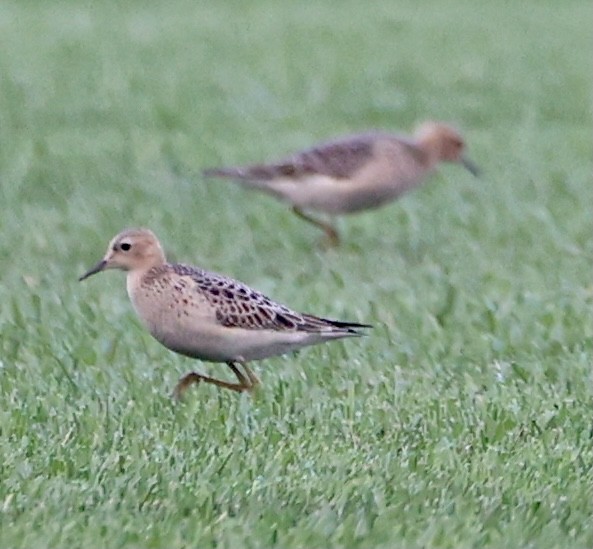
[120,242,132,252]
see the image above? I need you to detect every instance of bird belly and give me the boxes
[252,175,345,212]
[151,323,324,363]
[268,175,417,215]
[334,183,407,213]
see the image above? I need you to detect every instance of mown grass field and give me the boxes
[0,1,591,547]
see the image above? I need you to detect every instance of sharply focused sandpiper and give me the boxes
[79,229,371,398]
[204,121,479,245]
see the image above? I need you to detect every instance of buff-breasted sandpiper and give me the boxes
[79,228,371,398]
[203,121,479,245]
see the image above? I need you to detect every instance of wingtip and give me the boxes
[326,319,373,334]
[349,325,373,336]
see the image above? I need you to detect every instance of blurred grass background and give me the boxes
[0,1,591,547]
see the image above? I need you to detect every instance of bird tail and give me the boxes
[327,319,373,335]
[202,166,246,179]
[203,163,286,183]
[308,316,373,336]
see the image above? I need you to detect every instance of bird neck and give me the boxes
[126,263,165,297]
[415,137,442,168]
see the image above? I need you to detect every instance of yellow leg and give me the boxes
[172,361,258,400]
[238,363,261,388]
[292,207,340,246]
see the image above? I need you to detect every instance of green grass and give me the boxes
[0,1,591,547]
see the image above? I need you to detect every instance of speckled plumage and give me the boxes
[80,229,370,398]
[168,263,324,331]
[204,122,479,245]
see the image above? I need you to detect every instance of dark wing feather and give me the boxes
[204,133,381,182]
[171,264,370,333]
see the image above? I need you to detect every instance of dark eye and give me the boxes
[120,242,132,252]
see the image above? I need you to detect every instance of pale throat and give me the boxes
[125,267,153,301]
